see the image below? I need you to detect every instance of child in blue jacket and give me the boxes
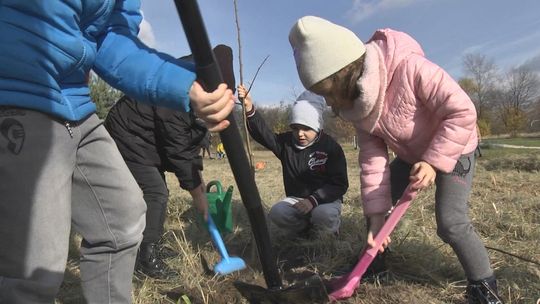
[0,1,234,303]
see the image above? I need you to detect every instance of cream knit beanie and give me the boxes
[289,16,366,89]
[289,91,326,132]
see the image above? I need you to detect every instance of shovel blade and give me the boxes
[234,275,328,304]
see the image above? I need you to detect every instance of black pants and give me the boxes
[125,161,169,244]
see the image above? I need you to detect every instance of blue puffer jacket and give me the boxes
[0,0,196,121]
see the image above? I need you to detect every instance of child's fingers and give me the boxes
[196,89,235,123]
[409,166,422,183]
[192,83,230,108]
[380,237,391,253]
[410,162,421,175]
[411,170,435,190]
[409,174,424,189]
[410,176,426,190]
[206,120,230,132]
[368,236,389,253]
[237,85,246,98]
[367,233,377,248]
[410,162,436,190]
[236,84,251,100]
[191,82,225,103]
[293,200,312,215]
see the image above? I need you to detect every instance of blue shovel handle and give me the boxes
[206,215,246,275]
[207,216,230,260]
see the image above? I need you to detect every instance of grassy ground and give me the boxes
[58,144,540,304]
[482,135,540,147]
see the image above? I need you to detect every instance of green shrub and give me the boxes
[477,119,491,137]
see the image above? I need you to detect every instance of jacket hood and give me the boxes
[368,29,425,80]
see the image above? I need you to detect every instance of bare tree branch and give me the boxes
[245,55,270,95]
[233,0,254,169]
[462,53,499,120]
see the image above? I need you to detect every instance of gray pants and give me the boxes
[268,197,342,235]
[390,153,493,281]
[0,109,146,303]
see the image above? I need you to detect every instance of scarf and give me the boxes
[338,43,387,133]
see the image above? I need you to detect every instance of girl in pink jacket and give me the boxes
[289,16,503,304]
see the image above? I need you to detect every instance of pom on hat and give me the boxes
[289,16,366,89]
[290,91,326,132]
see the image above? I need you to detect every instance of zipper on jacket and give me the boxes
[65,122,74,138]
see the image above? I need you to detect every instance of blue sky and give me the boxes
[139,0,540,106]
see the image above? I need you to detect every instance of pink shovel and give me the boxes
[328,185,418,301]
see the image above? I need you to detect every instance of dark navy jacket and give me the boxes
[105,95,206,191]
[247,108,349,206]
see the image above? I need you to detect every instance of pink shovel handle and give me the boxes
[366,185,417,256]
[329,185,418,301]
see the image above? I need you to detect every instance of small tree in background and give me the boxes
[477,118,491,137]
[256,101,291,134]
[527,96,540,132]
[501,108,528,137]
[323,110,356,144]
[462,53,499,122]
[89,73,122,119]
[498,66,540,136]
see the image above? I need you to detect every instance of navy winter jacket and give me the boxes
[246,109,349,206]
[105,95,206,191]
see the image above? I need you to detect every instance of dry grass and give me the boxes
[58,146,540,304]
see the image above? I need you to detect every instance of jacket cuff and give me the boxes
[421,149,457,173]
[308,195,318,208]
[179,179,202,192]
[246,106,256,117]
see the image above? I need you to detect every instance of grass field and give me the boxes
[482,137,540,147]
[58,143,540,304]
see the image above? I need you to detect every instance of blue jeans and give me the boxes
[0,109,146,303]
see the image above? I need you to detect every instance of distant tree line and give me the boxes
[459,53,540,137]
[247,103,357,146]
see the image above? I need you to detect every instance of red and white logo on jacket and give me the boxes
[308,151,328,172]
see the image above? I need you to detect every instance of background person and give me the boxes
[216,142,226,159]
[0,2,233,303]
[104,44,236,279]
[200,131,214,159]
[238,85,348,238]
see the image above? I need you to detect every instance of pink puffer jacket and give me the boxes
[341,29,478,215]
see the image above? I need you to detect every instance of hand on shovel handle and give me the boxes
[328,185,418,301]
[366,213,391,253]
[174,1,330,302]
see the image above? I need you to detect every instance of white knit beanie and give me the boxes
[289,91,326,132]
[289,16,366,89]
